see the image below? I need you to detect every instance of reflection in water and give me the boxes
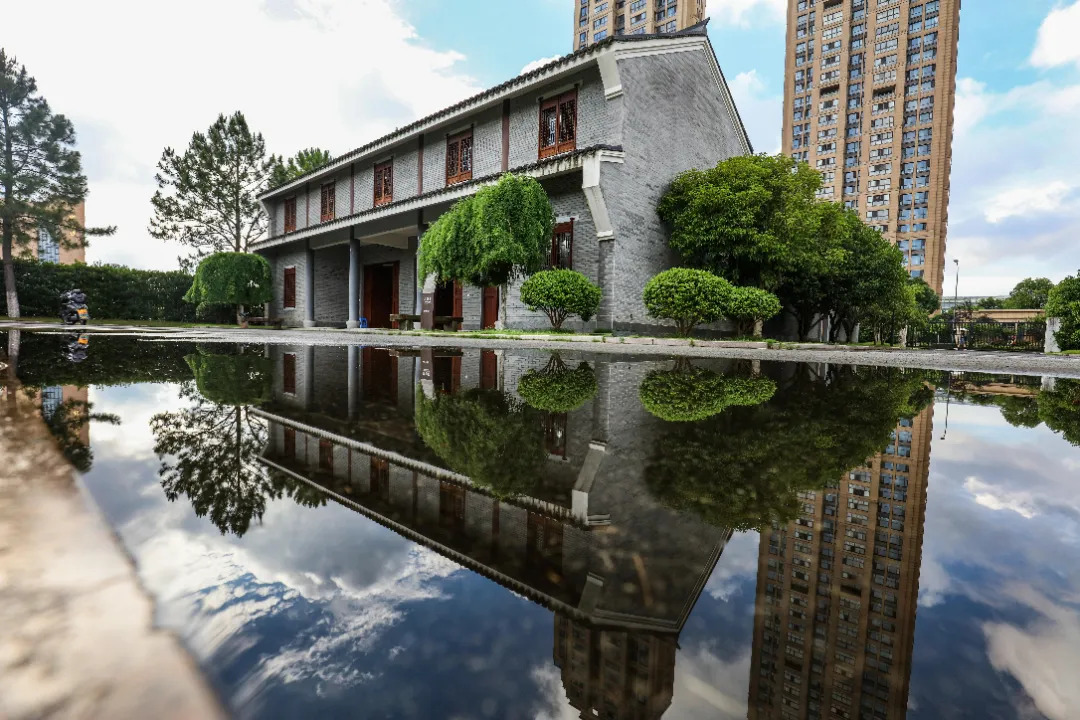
[638,359,776,423]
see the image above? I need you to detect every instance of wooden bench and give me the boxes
[241,316,283,329]
[389,314,463,331]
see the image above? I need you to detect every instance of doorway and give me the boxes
[434,280,463,326]
[363,262,399,328]
[362,347,399,406]
[481,286,499,329]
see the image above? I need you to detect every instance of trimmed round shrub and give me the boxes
[517,358,598,412]
[519,270,602,329]
[725,286,782,337]
[642,268,733,336]
[639,363,777,422]
[186,347,272,406]
[184,252,273,309]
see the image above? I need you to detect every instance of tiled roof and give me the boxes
[251,144,622,249]
[258,21,712,200]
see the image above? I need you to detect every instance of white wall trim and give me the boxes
[581,153,615,242]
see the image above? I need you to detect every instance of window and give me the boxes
[593,29,607,41]
[551,220,573,269]
[283,427,296,458]
[283,267,297,309]
[38,227,59,263]
[320,182,335,223]
[539,89,577,159]
[446,130,474,185]
[283,197,297,233]
[319,439,333,471]
[283,352,297,394]
[374,161,393,206]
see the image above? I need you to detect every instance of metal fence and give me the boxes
[908,320,1046,352]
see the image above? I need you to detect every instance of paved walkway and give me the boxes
[4,321,1079,379]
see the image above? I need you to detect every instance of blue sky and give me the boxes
[8,0,1080,295]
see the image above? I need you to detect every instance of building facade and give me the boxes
[573,0,708,51]
[33,201,86,264]
[783,0,961,294]
[254,27,751,334]
[748,402,933,719]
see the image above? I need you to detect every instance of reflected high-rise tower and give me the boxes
[748,403,933,719]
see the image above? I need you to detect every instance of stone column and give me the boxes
[347,238,361,329]
[303,247,316,328]
[347,345,359,419]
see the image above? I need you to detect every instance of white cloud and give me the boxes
[520,56,564,75]
[983,180,1077,224]
[963,476,1038,519]
[3,0,482,270]
[706,0,786,27]
[727,70,783,153]
[953,78,993,137]
[1031,1,1080,69]
[704,530,760,601]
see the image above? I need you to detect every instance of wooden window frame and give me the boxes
[283,197,297,233]
[445,130,474,186]
[539,89,578,159]
[551,220,574,269]
[320,182,336,223]
[283,266,297,309]
[374,161,393,206]
[283,352,297,395]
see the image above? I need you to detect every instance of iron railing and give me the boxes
[908,320,1046,352]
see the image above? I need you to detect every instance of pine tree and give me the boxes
[0,49,113,317]
[149,112,272,271]
[269,147,332,189]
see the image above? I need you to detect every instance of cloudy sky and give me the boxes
[7,0,1080,295]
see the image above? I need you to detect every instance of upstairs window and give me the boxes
[283,197,297,233]
[374,161,393,206]
[445,130,474,185]
[320,182,335,223]
[551,220,574,269]
[539,89,578,159]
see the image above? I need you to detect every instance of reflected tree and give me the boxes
[1038,379,1080,445]
[415,387,546,498]
[516,354,597,413]
[42,399,120,472]
[638,359,777,422]
[646,366,932,531]
[151,346,323,536]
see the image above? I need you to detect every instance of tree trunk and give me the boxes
[497,284,508,330]
[5,329,19,404]
[3,230,18,319]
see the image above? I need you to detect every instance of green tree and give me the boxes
[0,50,114,317]
[1037,379,1080,445]
[976,296,1003,310]
[419,173,553,324]
[184,252,272,324]
[41,399,120,473]
[1004,277,1054,310]
[150,112,272,271]
[414,387,547,498]
[150,347,291,536]
[516,354,598,413]
[642,268,733,336]
[1045,272,1080,350]
[657,153,821,290]
[638,360,776,422]
[519,269,602,330]
[910,277,941,316]
[269,147,333,189]
[725,286,782,337]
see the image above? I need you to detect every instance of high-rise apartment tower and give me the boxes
[783,0,961,294]
[574,0,707,51]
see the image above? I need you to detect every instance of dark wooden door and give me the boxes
[362,347,399,405]
[481,286,498,329]
[480,350,498,390]
[363,262,398,328]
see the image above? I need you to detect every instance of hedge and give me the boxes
[0,259,198,322]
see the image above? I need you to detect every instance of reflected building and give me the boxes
[748,403,933,719]
[255,344,733,719]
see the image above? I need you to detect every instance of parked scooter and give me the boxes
[65,333,90,363]
[59,289,90,326]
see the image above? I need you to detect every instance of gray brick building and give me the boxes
[254,23,751,333]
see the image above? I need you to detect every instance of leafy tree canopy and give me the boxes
[186,346,271,406]
[517,355,598,413]
[726,285,783,337]
[184,252,272,322]
[150,112,272,270]
[414,387,547,498]
[1038,379,1080,445]
[0,49,114,317]
[639,361,776,422]
[519,270,602,329]
[1045,272,1080,351]
[42,399,120,473]
[1004,277,1054,310]
[910,277,941,316]
[419,173,553,288]
[643,268,733,336]
[269,147,333,189]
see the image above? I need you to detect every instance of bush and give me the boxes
[1046,272,1080,350]
[185,252,272,320]
[642,268,733,336]
[0,259,197,321]
[725,286,782,337]
[517,356,598,412]
[519,270,602,329]
[639,363,776,422]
